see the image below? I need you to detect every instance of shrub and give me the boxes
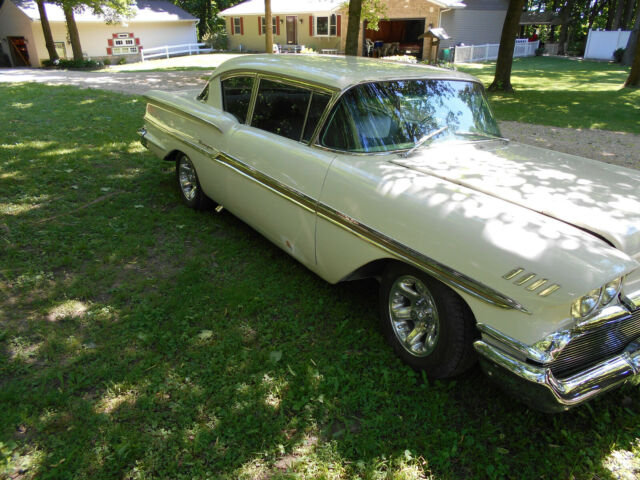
[613,48,625,63]
[41,58,102,70]
[103,58,112,66]
[535,46,545,56]
[117,57,127,65]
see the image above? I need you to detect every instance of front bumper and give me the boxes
[474,338,640,412]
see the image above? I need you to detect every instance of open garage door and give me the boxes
[364,19,425,58]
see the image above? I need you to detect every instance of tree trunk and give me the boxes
[623,0,636,29]
[607,0,617,30]
[345,0,362,56]
[612,0,625,29]
[557,0,574,55]
[265,0,273,53]
[488,0,526,92]
[63,4,83,61]
[624,23,640,86]
[622,0,640,64]
[36,0,59,62]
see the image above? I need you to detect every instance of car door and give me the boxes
[219,77,335,269]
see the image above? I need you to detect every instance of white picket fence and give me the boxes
[584,29,631,60]
[140,43,213,62]
[454,40,540,64]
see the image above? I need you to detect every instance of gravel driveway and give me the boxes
[1,67,638,170]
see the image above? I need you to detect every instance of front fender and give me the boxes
[315,154,639,345]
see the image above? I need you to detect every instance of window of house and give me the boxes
[261,16,277,35]
[251,79,313,141]
[112,46,138,55]
[221,76,254,123]
[233,17,242,34]
[54,41,66,59]
[315,14,337,36]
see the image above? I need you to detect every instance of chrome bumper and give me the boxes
[474,339,640,412]
[137,127,148,148]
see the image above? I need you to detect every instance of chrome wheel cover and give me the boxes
[388,275,439,357]
[178,156,198,201]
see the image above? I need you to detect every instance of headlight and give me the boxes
[600,277,622,305]
[571,288,601,319]
[571,277,623,319]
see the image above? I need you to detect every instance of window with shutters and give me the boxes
[314,14,337,36]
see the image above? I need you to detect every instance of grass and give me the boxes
[457,56,640,134]
[1,82,640,480]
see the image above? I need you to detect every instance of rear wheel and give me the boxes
[175,153,211,210]
[379,264,476,378]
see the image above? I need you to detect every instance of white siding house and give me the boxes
[439,0,508,49]
[0,0,198,67]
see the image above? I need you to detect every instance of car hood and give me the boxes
[392,141,640,257]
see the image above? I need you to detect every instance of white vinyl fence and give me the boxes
[454,39,540,64]
[584,29,631,60]
[141,43,213,62]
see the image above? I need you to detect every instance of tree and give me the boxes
[62,3,83,61]
[622,0,639,65]
[488,0,527,92]
[54,0,134,61]
[557,0,574,55]
[264,0,273,53]
[624,26,640,86]
[344,0,362,56]
[36,0,59,62]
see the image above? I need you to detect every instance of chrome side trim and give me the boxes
[477,323,554,364]
[214,153,316,214]
[144,97,224,134]
[315,204,530,313]
[212,151,528,313]
[145,116,216,157]
[474,338,640,412]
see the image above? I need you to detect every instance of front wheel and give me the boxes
[175,153,211,210]
[379,264,477,378]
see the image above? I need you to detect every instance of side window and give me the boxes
[302,92,331,142]
[251,79,312,141]
[221,76,254,123]
[320,99,358,151]
[197,82,209,103]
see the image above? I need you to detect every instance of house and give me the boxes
[0,0,198,67]
[218,0,466,59]
[439,0,508,49]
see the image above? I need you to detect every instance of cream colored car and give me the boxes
[140,54,640,412]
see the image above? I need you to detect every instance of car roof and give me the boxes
[212,54,479,91]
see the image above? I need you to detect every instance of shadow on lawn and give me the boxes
[1,84,639,479]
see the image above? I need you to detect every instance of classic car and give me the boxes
[139,54,640,412]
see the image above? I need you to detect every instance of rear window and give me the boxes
[221,76,254,123]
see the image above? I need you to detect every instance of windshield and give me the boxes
[320,79,501,153]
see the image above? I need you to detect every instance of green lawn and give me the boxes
[1,83,640,479]
[457,56,640,134]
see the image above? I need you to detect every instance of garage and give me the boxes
[364,19,426,58]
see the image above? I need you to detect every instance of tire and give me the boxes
[379,264,477,378]
[175,153,212,210]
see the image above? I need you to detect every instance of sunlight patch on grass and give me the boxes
[46,300,88,322]
[602,442,640,480]
[11,102,33,109]
[96,389,138,414]
[7,336,41,362]
[0,202,40,216]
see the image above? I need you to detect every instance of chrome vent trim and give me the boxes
[503,268,560,297]
[550,309,640,378]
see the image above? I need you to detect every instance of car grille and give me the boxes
[550,309,640,378]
